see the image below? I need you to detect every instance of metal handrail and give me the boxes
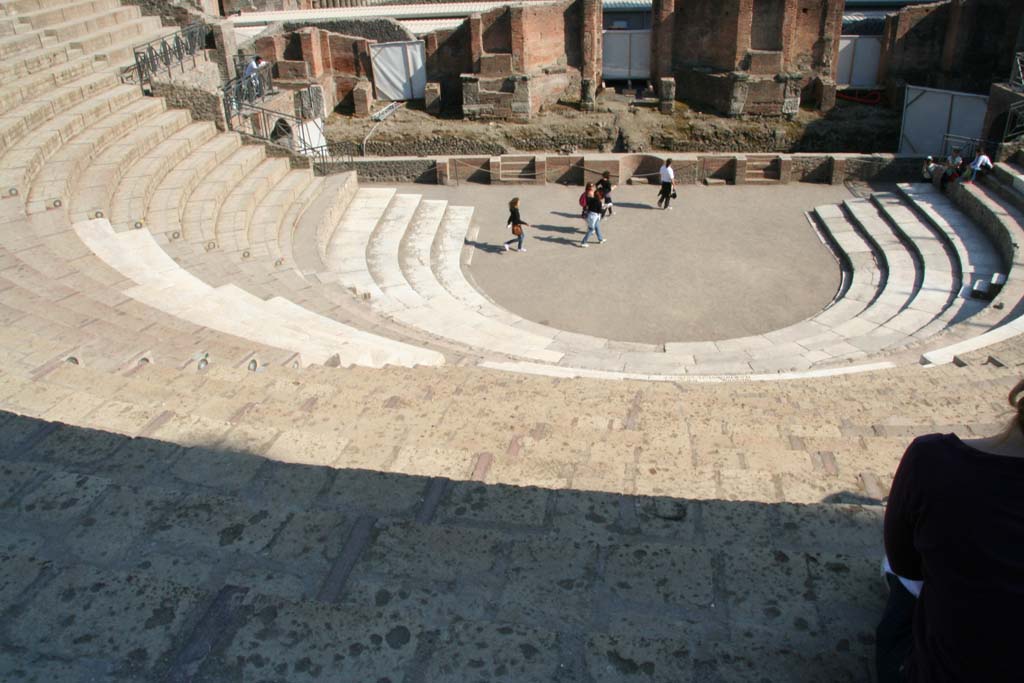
[942,134,997,159]
[132,21,209,91]
[1004,100,1024,143]
[222,61,275,115]
[1011,51,1024,92]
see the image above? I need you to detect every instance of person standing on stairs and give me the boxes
[657,158,675,209]
[503,197,528,252]
[875,379,1024,683]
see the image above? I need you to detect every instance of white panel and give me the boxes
[406,41,427,99]
[948,93,988,140]
[628,30,650,79]
[837,36,855,86]
[370,41,426,101]
[899,85,989,156]
[849,37,881,88]
[602,31,631,79]
[900,87,952,155]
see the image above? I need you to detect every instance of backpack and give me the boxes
[579,192,587,208]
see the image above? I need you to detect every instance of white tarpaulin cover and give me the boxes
[899,85,988,156]
[602,30,650,80]
[837,36,881,88]
[370,40,427,101]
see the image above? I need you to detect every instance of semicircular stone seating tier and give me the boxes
[2,3,1024,380]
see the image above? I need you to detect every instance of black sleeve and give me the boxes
[884,438,926,580]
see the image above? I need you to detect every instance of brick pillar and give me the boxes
[211,21,238,81]
[510,7,527,73]
[829,156,846,185]
[436,160,451,185]
[658,77,675,113]
[424,82,442,114]
[778,154,792,184]
[299,28,324,78]
[650,0,674,88]
[733,155,747,185]
[468,14,483,72]
[353,81,373,118]
[580,0,601,110]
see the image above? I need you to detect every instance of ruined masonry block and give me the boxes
[480,54,513,77]
[830,156,846,185]
[658,77,675,114]
[353,81,373,118]
[425,82,441,115]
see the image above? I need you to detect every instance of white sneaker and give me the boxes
[598,239,607,245]
[517,247,526,252]
[579,242,588,248]
[503,243,509,251]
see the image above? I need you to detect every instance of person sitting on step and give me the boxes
[876,379,1024,683]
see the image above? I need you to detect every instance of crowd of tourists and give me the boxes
[502,159,678,252]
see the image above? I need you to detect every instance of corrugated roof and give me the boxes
[230,3,518,25]
[401,17,466,34]
[603,0,652,10]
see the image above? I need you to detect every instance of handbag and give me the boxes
[670,190,678,199]
[511,223,523,237]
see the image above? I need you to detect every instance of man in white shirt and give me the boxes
[962,149,993,183]
[243,56,265,99]
[657,158,675,210]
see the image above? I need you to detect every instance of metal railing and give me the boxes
[222,61,275,116]
[942,134,997,159]
[1011,51,1024,92]
[131,21,209,92]
[1004,101,1024,143]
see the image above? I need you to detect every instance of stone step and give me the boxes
[145,133,244,241]
[69,107,193,223]
[0,82,144,203]
[0,69,119,158]
[209,157,292,254]
[287,170,358,275]
[9,0,124,31]
[109,121,219,233]
[246,168,316,266]
[26,95,166,214]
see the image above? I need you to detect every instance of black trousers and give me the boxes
[658,182,672,207]
[876,573,915,683]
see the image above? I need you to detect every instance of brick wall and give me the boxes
[518,2,573,72]
[482,7,512,54]
[878,2,950,89]
[673,0,742,71]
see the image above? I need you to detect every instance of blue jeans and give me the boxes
[504,228,524,250]
[581,212,603,244]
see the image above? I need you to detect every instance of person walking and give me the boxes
[579,184,606,248]
[503,197,528,252]
[597,171,616,217]
[657,158,675,209]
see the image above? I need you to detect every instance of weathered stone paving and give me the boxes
[0,360,1018,681]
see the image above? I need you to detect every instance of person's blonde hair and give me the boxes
[509,197,519,209]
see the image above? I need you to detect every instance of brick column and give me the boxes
[211,21,239,81]
[650,0,675,89]
[468,14,483,73]
[580,0,601,110]
[510,7,527,73]
[299,28,324,78]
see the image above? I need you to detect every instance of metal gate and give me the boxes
[602,30,650,80]
[898,85,989,156]
[369,40,426,101]
[836,36,881,88]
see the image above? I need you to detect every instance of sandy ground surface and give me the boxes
[389,181,856,344]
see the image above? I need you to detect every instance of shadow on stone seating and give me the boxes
[611,201,659,210]
[0,410,884,682]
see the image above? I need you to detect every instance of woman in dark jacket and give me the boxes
[504,197,528,252]
[877,378,1024,682]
